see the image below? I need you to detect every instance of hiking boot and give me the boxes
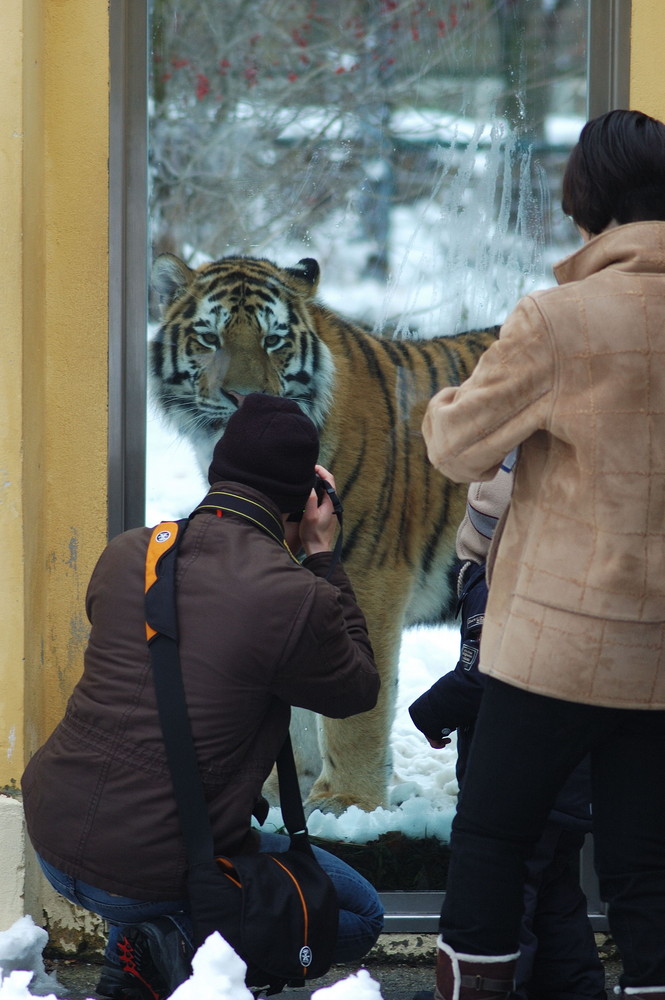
[96,961,157,1000]
[114,917,192,1000]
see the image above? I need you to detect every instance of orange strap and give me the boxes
[144,521,182,642]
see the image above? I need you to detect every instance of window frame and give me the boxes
[108,0,630,928]
[108,0,148,538]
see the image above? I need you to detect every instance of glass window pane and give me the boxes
[146,0,588,888]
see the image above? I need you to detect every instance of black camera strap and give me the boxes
[192,490,287,547]
[144,518,313,869]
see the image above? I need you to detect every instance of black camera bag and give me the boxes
[187,832,338,991]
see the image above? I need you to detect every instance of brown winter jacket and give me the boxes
[22,483,379,900]
[422,222,665,710]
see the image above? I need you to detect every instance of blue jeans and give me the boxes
[37,832,383,966]
[441,677,665,990]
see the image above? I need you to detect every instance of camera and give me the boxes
[315,475,335,504]
[287,475,341,522]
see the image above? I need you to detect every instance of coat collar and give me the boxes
[202,480,283,523]
[554,221,665,286]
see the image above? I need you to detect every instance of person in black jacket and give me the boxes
[410,469,605,1000]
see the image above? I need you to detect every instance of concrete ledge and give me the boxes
[367,931,618,965]
[369,933,439,964]
[0,794,105,954]
[0,795,26,930]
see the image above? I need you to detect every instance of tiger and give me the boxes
[150,252,499,816]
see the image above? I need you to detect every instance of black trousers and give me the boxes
[440,678,665,989]
[516,825,605,1000]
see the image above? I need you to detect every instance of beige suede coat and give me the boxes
[423,221,665,709]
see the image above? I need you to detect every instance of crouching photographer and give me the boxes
[22,393,383,999]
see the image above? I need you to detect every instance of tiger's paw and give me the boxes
[304,790,383,817]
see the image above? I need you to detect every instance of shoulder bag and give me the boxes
[144,511,339,996]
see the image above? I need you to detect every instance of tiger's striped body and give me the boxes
[150,253,498,814]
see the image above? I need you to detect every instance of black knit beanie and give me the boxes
[207,393,319,512]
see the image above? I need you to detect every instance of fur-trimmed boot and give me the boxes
[417,936,518,1000]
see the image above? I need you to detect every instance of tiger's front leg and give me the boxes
[305,599,404,816]
[306,695,395,816]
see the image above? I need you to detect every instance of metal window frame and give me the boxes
[108,0,631,929]
[587,0,631,119]
[108,0,148,539]
[379,833,606,934]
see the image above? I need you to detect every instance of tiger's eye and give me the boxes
[198,333,219,347]
[264,334,282,349]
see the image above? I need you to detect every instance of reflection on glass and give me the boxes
[147,0,587,883]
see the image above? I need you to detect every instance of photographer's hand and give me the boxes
[299,464,338,556]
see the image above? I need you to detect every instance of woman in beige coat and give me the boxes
[419,110,665,1000]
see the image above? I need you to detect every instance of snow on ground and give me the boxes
[297,623,461,846]
[0,919,386,1000]
[0,918,61,998]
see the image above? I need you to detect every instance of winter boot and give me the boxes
[423,936,518,1000]
[108,917,192,1000]
[96,961,156,1000]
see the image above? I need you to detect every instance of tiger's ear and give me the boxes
[151,253,195,308]
[285,258,320,298]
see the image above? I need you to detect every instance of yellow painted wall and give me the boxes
[0,1,109,787]
[630,0,665,119]
[0,4,26,793]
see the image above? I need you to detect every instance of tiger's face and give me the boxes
[150,254,335,465]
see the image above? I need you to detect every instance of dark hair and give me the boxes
[562,109,665,235]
